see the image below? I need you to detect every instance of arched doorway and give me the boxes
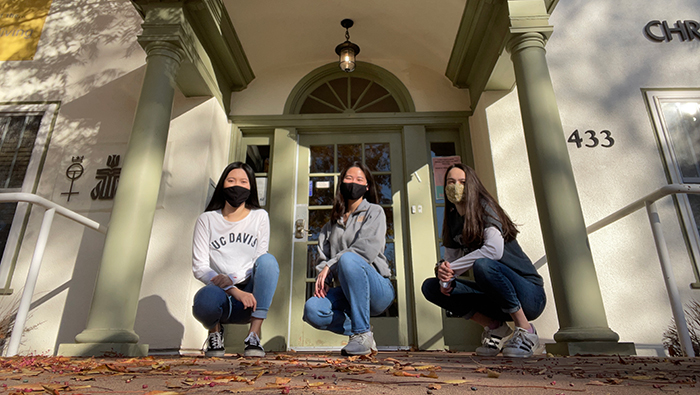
[286,63,415,350]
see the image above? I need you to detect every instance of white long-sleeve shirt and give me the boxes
[192,209,269,285]
[445,226,504,277]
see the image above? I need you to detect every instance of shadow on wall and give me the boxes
[134,295,184,351]
[53,212,110,350]
[0,0,143,103]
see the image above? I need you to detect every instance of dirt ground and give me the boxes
[0,352,698,395]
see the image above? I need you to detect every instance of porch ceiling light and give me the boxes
[335,19,360,72]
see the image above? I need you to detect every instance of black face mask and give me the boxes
[340,182,367,200]
[223,186,250,208]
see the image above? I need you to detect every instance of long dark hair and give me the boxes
[205,162,261,212]
[330,161,379,224]
[441,163,518,250]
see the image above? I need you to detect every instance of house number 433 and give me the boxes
[567,129,614,148]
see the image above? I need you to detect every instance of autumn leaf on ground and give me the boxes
[143,391,185,395]
[42,385,60,395]
[486,369,500,378]
[414,365,440,371]
[428,383,441,390]
[586,380,607,386]
[441,379,468,384]
[625,375,653,380]
[0,369,43,380]
[393,371,420,378]
[420,371,439,379]
[274,377,291,385]
[475,367,488,374]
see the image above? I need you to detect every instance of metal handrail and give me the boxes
[0,193,107,356]
[586,183,700,357]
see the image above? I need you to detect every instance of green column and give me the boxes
[58,41,184,357]
[506,32,634,355]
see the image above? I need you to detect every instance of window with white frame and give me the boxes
[646,90,700,287]
[0,102,59,293]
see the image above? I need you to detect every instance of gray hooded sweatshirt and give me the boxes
[315,199,391,278]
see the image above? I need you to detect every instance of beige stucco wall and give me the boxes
[476,0,700,356]
[229,59,471,115]
[0,0,229,354]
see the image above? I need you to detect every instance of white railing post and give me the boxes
[645,201,695,357]
[6,208,56,357]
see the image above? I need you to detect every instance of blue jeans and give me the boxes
[421,258,546,322]
[192,254,279,329]
[303,252,395,335]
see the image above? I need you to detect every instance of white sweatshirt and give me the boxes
[192,208,269,285]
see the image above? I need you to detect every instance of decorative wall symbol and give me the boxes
[61,156,84,202]
[91,155,121,200]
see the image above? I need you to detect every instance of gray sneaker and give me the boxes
[341,331,377,356]
[475,323,513,356]
[502,325,540,358]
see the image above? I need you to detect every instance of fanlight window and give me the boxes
[299,76,401,114]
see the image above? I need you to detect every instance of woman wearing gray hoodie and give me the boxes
[303,161,394,356]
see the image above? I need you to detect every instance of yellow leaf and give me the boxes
[486,369,500,378]
[275,377,291,385]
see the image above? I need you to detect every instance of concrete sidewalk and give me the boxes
[0,352,697,394]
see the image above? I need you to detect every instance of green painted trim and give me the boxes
[283,62,415,114]
[0,101,61,294]
[445,0,509,109]
[446,0,557,107]
[133,0,255,114]
[231,111,470,129]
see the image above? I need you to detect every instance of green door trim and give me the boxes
[231,111,471,130]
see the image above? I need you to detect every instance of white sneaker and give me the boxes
[475,323,513,356]
[341,331,377,356]
[502,325,540,358]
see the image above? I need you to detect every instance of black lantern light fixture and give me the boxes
[335,19,360,72]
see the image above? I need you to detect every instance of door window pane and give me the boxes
[310,145,334,173]
[337,144,361,171]
[383,207,394,240]
[309,176,335,206]
[308,209,331,241]
[245,145,270,173]
[365,143,390,172]
[306,244,321,278]
[374,174,392,204]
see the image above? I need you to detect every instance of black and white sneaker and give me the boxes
[244,332,265,357]
[204,326,225,357]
